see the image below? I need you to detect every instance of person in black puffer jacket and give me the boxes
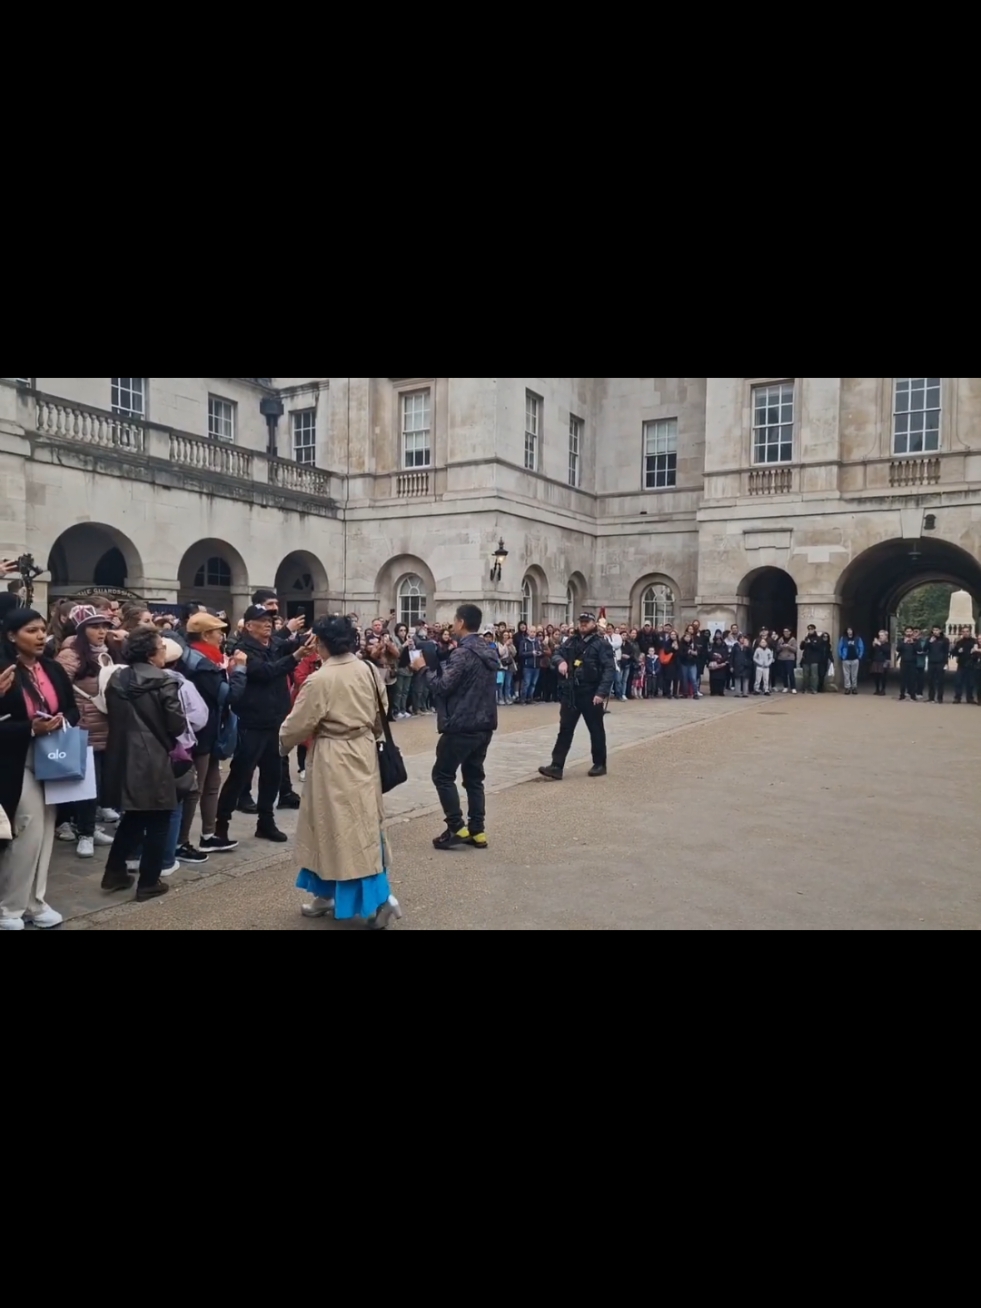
[414,604,500,851]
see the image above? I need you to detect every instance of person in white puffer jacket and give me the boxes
[753,638,774,696]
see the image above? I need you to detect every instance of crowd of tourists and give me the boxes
[3,570,978,931]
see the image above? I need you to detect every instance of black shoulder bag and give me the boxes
[369,668,407,794]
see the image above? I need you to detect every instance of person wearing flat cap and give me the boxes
[176,612,248,857]
[539,612,616,782]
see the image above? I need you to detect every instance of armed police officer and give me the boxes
[539,612,616,781]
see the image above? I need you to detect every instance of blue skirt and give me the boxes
[296,868,392,921]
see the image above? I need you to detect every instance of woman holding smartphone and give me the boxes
[0,607,81,930]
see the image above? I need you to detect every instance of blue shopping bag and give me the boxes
[33,724,89,782]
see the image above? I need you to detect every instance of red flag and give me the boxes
[599,607,607,620]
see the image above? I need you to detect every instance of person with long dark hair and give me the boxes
[55,605,121,857]
[0,607,80,929]
[100,626,188,901]
[281,616,402,929]
[870,630,891,696]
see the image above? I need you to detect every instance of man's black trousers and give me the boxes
[218,726,281,823]
[432,731,493,835]
[552,690,607,769]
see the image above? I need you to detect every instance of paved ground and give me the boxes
[44,688,981,932]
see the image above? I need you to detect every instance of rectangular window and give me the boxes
[401,390,432,468]
[525,391,541,471]
[111,377,145,418]
[644,418,678,489]
[893,377,941,455]
[208,396,236,442]
[752,382,795,465]
[569,415,583,487]
[292,409,317,466]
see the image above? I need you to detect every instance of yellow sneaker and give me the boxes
[468,833,489,850]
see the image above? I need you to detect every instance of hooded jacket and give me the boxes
[424,633,500,735]
[103,662,187,812]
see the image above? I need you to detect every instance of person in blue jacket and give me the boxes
[837,629,865,695]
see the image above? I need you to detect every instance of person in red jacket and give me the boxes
[291,645,322,779]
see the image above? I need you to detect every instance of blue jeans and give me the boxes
[523,666,540,702]
[682,664,700,695]
[613,665,626,699]
[504,669,514,701]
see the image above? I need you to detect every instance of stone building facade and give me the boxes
[2,376,979,641]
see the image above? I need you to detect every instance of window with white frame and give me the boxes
[643,584,675,628]
[292,409,317,466]
[569,415,583,487]
[521,578,533,627]
[525,391,541,472]
[111,377,145,418]
[398,575,427,629]
[208,396,235,442]
[893,378,941,455]
[644,418,678,489]
[752,382,794,465]
[401,390,432,468]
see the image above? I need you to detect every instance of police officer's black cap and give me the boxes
[579,611,597,623]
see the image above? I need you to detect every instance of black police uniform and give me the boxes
[548,627,616,771]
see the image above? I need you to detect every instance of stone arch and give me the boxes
[46,522,144,598]
[565,571,589,624]
[521,564,549,626]
[375,555,438,627]
[836,537,981,639]
[630,572,682,629]
[275,550,330,622]
[178,538,250,617]
[738,566,799,637]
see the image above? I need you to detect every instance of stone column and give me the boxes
[797,596,841,690]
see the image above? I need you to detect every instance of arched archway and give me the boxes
[46,523,144,599]
[630,573,682,630]
[375,555,438,626]
[178,538,249,617]
[739,567,799,638]
[836,538,981,641]
[275,550,330,624]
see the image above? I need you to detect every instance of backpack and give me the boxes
[74,655,120,716]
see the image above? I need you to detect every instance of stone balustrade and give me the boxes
[397,470,430,497]
[35,396,145,453]
[170,432,254,479]
[889,457,941,488]
[268,459,332,496]
[748,467,793,495]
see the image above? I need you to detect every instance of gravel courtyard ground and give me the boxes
[51,691,980,932]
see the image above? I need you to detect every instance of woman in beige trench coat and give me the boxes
[279,616,402,930]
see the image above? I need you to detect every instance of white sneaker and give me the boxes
[76,836,95,858]
[56,822,76,842]
[0,916,25,931]
[93,828,115,846]
[25,905,63,929]
[97,807,121,824]
[301,896,335,918]
[782,688,789,693]
[161,862,180,877]
[298,770,306,782]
